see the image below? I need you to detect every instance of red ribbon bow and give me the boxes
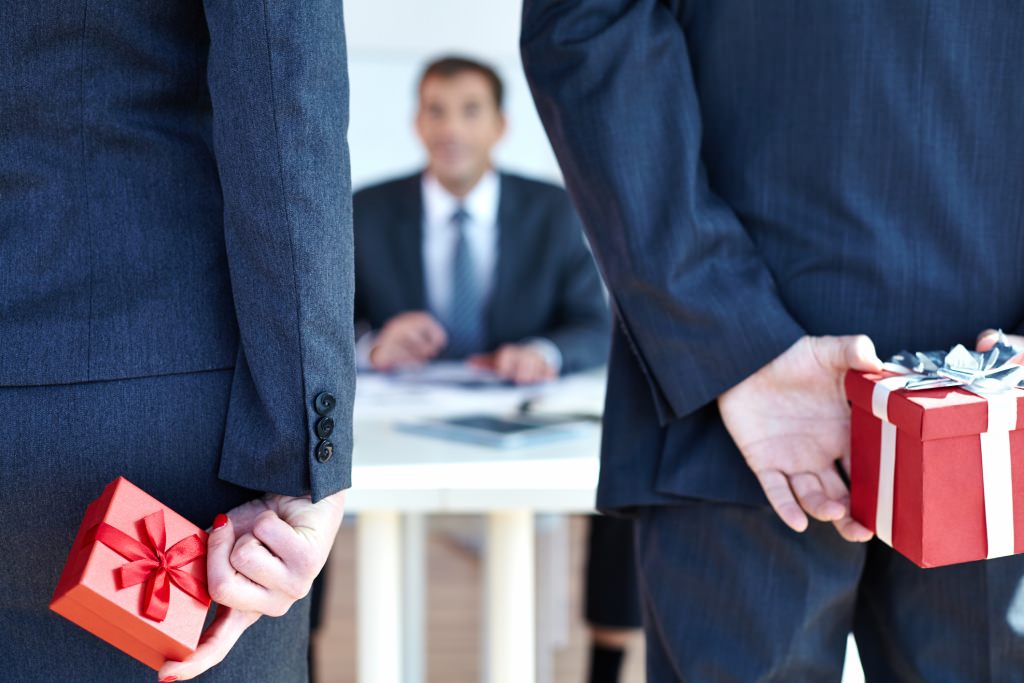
[95,509,210,622]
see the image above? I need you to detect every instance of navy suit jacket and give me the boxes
[0,0,354,501]
[522,1,1024,511]
[352,171,610,373]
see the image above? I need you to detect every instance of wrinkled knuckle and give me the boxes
[285,576,311,601]
[208,581,232,606]
[266,601,290,618]
[294,552,318,577]
[253,514,277,539]
[230,544,257,574]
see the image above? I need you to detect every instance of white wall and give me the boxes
[343,0,563,190]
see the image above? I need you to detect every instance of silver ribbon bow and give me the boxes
[882,331,1024,396]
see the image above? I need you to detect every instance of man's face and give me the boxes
[416,72,506,188]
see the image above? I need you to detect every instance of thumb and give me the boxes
[815,334,884,373]
[156,606,260,681]
[205,513,236,572]
[976,329,1000,352]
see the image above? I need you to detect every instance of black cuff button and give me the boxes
[316,416,335,439]
[314,391,336,416]
[315,439,334,463]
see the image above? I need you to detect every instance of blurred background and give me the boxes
[346,0,560,190]
[312,3,648,682]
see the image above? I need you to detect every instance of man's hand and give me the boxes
[977,329,1024,353]
[156,491,346,682]
[370,311,447,370]
[468,343,558,384]
[717,335,883,542]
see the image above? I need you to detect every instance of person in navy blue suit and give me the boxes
[1,1,354,680]
[522,1,1024,680]
[352,57,610,384]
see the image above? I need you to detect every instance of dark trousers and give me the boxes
[636,500,1024,682]
[586,514,642,629]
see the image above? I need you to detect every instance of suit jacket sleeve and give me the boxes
[544,194,611,374]
[521,0,805,425]
[203,0,355,501]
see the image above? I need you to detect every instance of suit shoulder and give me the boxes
[501,172,581,240]
[353,172,420,212]
[501,172,570,205]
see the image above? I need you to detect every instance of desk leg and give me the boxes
[357,510,402,683]
[486,509,535,683]
[402,513,427,683]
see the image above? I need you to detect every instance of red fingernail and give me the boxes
[213,513,228,529]
[159,677,178,682]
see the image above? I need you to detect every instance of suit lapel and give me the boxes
[393,173,427,311]
[487,173,523,347]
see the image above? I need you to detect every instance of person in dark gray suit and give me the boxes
[1,1,354,681]
[352,56,610,384]
[522,1,1024,681]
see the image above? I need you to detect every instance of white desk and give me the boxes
[346,369,605,683]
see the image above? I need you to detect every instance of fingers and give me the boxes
[206,515,273,612]
[372,312,448,369]
[466,353,496,370]
[754,469,808,533]
[248,511,322,600]
[228,532,292,600]
[756,467,873,542]
[977,329,1024,353]
[832,514,874,543]
[812,334,883,373]
[818,468,871,541]
[977,329,999,352]
[788,472,845,522]
[490,345,556,384]
[157,606,260,681]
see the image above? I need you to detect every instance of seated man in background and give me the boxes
[353,55,609,383]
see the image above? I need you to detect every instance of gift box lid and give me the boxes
[846,370,1024,441]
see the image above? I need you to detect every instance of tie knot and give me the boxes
[451,206,470,228]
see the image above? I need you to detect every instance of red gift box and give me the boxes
[50,477,211,669]
[846,370,1024,567]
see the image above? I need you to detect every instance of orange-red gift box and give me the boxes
[50,477,211,669]
[846,370,1024,567]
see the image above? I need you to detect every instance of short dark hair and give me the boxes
[419,56,504,110]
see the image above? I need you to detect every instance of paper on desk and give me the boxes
[354,364,607,421]
[378,360,508,388]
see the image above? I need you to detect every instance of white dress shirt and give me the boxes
[420,170,500,324]
[357,170,561,371]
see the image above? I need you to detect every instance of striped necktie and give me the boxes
[442,206,486,358]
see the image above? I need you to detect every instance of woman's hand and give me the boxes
[156,491,346,682]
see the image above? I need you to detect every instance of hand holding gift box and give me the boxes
[51,478,211,670]
[846,333,1024,567]
[51,477,347,680]
[718,334,884,541]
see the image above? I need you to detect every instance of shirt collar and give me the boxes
[422,169,500,229]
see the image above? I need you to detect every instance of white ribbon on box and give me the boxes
[869,336,1024,559]
[871,379,1019,558]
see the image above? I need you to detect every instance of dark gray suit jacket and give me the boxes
[522,0,1024,511]
[0,0,354,502]
[352,171,610,373]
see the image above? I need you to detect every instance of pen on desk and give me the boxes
[516,395,602,423]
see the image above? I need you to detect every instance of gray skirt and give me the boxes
[0,369,310,682]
